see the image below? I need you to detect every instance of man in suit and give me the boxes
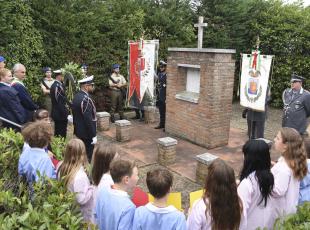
[50,69,69,138]
[0,68,26,131]
[72,76,97,161]
[282,73,310,135]
[11,63,38,122]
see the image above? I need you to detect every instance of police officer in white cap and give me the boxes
[50,69,69,138]
[72,76,97,161]
[282,73,310,135]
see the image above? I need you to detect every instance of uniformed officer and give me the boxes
[109,64,127,123]
[155,60,167,129]
[282,73,310,135]
[50,69,69,138]
[0,56,6,70]
[72,76,97,161]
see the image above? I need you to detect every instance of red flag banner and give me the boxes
[128,42,140,101]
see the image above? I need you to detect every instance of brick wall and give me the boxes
[165,49,235,148]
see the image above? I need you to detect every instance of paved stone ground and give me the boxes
[95,102,309,211]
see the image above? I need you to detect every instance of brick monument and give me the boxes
[165,17,236,148]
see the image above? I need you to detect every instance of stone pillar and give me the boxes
[195,153,218,185]
[97,112,111,131]
[157,137,178,166]
[144,106,156,124]
[115,120,131,142]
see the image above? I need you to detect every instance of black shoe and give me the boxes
[154,124,164,129]
[110,116,115,123]
[139,117,145,122]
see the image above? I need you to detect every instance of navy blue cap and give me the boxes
[81,64,88,69]
[0,56,5,62]
[43,67,51,73]
[290,73,305,83]
[112,64,120,69]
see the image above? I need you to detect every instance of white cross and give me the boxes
[194,16,208,49]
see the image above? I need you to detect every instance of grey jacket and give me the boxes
[282,87,310,134]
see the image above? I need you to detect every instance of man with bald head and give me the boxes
[11,63,38,122]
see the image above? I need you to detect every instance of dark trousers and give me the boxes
[81,138,94,162]
[54,120,68,138]
[247,119,265,139]
[110,90,124,119]
[158,100,166,126]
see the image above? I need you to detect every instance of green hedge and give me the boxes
[0,128,92,229]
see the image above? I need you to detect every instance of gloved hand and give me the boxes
[67,115,73,123]
[91,136,97,145]
[242,109,247,119]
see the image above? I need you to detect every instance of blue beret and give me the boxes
[0,56,5,62]
[43,67,51,73]
[112,64,120,69]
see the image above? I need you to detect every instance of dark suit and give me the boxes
[0,82,26,131]
[282,88,310,135]
[157,71,167,127]
[11,81,38,122]
[72,90,97,161]
[50,80,69,138]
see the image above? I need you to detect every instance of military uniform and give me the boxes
[282,87,310,135]
[155,61,167,129]
[50,80,69,138]
[109,71,127,122]
[72,90,97,161]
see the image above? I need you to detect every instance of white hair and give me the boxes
[12,63,25,73]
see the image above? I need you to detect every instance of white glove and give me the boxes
[67,115,73,123]
[91,136,97,145]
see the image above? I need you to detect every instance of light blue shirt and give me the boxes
[18,147,56,183]
[299,160,310,204]
[132,203,186,230]
[95,187,136,230]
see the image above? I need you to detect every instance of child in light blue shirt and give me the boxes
[95,160,139,230]
[132,168,186,230]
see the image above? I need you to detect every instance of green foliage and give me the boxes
[0,0,45,103]
[0,128,87,229]
[51,136,67,161]
[273,202,310,229]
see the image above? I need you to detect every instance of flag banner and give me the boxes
[240,51,273,111]
[128,39,159,108]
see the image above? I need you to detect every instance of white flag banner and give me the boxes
[140,40,157,100]
[240,52,273,111]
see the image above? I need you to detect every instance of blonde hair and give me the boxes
[280,128,308,180]
[0,68,11,80]
[58,138,89,186]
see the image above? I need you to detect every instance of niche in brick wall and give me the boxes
[175,64,201,104]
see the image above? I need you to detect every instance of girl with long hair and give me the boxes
[187,159,245,230]
[272,127,308,216]
[92,143,118,198]
[299,137,310,204]
[238,139,276,229]
[58,138,94,222]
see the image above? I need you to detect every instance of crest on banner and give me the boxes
[240,39,273,111]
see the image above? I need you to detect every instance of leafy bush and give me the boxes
[274,202,310,229]
[0,128,90,229]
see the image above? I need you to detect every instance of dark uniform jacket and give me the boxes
[72,90,96,140]
[0,83,26,129]
[11,81,38,122]
[50,80,69,121]
[282,87,310,134]
[158,71,167,102]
